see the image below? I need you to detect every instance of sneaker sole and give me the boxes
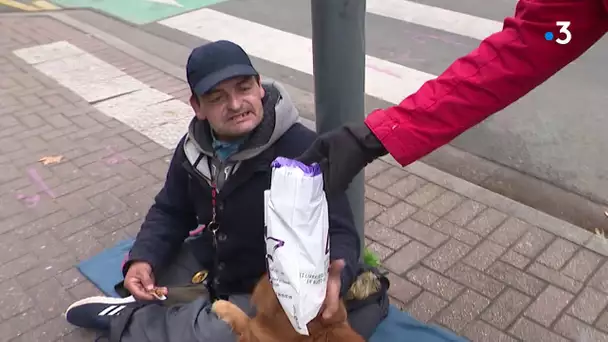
[64,296,135,316]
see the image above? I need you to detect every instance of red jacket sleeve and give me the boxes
[365,0,608,166]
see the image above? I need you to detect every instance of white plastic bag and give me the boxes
[263,156,330,335]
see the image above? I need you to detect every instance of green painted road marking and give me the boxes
[50,0,227,24]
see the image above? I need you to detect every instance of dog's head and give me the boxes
[250,275,365,342]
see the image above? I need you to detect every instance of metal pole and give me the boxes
[311,0,366,256]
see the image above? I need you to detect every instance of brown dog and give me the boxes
[212,274,367,342]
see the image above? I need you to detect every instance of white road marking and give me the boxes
[146,0,183,7]
[159,9,437,105]
[366,0,503,40]
[13,41,193,150]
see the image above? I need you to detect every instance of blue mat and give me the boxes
[77,238,134,298]
[78,239,468,341]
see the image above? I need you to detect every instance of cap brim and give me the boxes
[193,64,258,95]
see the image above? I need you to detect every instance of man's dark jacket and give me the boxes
[124,80,360,298]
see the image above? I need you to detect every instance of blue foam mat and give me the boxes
[77,238,134,298]
[78,239,468,341]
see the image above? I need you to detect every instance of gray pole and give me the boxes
[311,0,366,256]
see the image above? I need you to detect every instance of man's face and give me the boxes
[191,76,265,141]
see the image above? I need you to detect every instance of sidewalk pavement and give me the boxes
[1,13,608,342]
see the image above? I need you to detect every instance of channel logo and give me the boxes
[544,21,572,45]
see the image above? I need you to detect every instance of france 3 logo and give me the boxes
[544,21,572,45]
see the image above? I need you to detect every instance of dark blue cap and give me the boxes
[186,40,259,96]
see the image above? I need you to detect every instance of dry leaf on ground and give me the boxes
[39,155,63,165]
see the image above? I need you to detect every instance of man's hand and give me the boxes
[124,261,167,301]
[321,259,345,320]
[296,123,387,196]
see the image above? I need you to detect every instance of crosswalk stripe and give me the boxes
[13,41,193,150]
[366,0,502,40]
[159,9,437,105]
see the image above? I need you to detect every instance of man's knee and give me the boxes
[347,294,390,340]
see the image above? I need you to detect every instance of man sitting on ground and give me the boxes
[64,40,388,342]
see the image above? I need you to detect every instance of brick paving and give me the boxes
[2,14,608,342]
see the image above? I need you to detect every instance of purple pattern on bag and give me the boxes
[271,157,321,176]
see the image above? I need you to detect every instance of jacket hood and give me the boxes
[181,79,300,189]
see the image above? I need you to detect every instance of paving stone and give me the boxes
[406,291,447,323]
[364,201,385,222]
[406,266,465,300]
[9,315,75,342]
[393,219,448,248]
[56,267,86,288]
[568,286,608,324]
[595,311,608,334]
[25,277,75,320]
[367,166,409,189]
[524,285,573,327]
[436,289,490,333]
[527,262,582,293]
[410,209,440,226]
[423,191,464,217]
[366,242,394,261]
[374,201,417,228]
[386,174,427,200]
[0,239,28,265]
[62,227,105,261]
[68,280,103,299]
[553,315,608,342]
[0,309,47,342]
[562,249,604,282]
[51,209,105,238]
[383,241,432,274]
[365,185,399,207]
[589,261,608,295]
[488,217,532,247]
[536,238,579,270]
[363,220,410,249]
[385,272,421,304]
[463,320,519,342]
[486,261,546,296]
[23,231,68,260]
[512,226,555,258]
[463,239,506,271]
[404,182,446,207]
[446,263,505,298]
[481,288,532,330]
[422,238,471,273]
[443,199,486,227]
[500,249,531,269]
[0,279,34,320]
[509,317,569,342]
[0,254,39,283]
[432,219,482,246]
[364,160,396,180]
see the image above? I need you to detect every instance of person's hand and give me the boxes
[296,123,387,196]
[124,261,167,301]
[321,259,345,320]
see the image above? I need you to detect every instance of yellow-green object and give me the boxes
[363,248,381,268]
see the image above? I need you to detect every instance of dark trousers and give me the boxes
[111,240,388,341]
